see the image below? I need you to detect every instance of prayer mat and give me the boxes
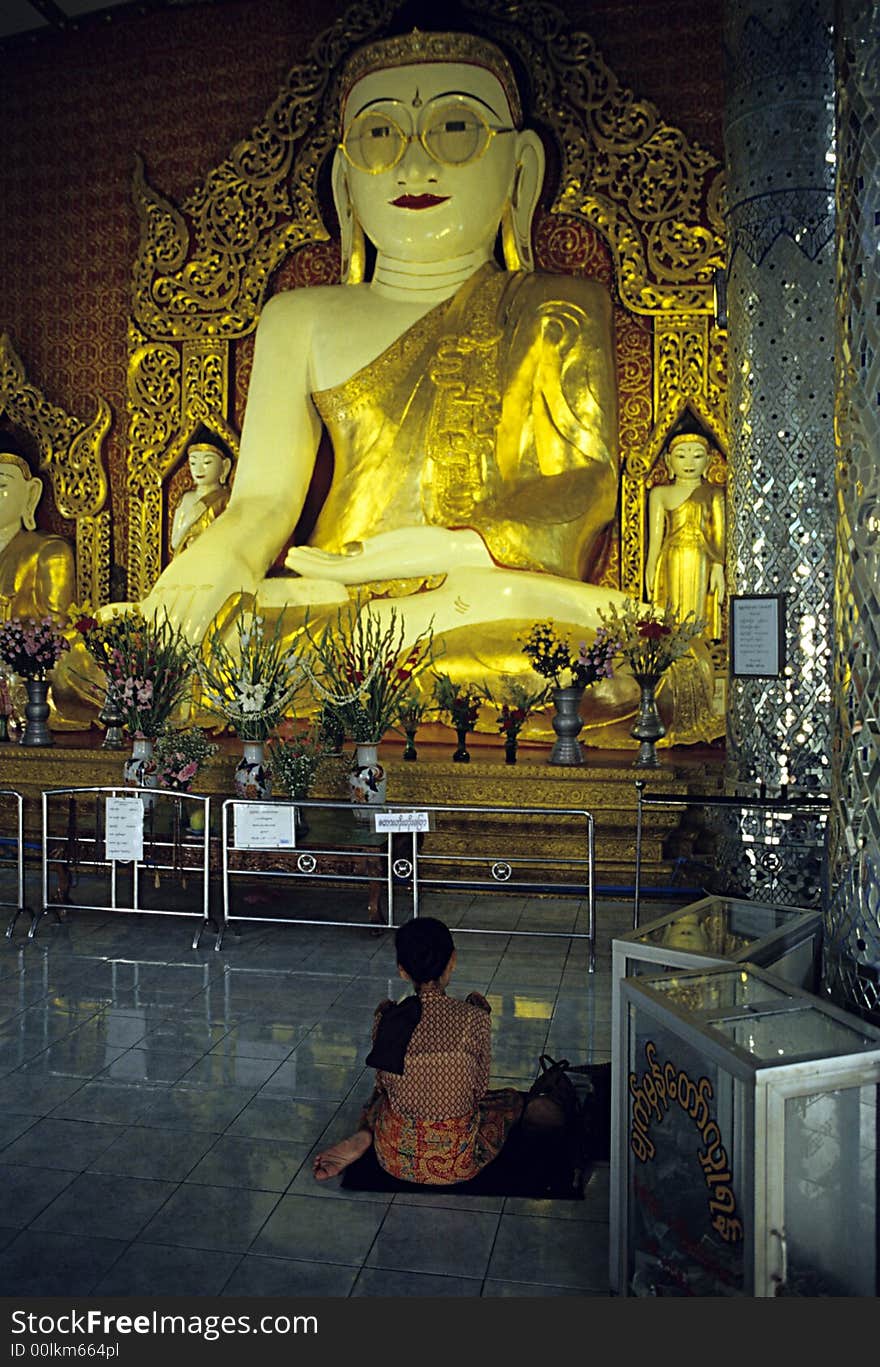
[340,1123,588,1199]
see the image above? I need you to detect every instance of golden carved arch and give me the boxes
[126,0,728,611]
[0,333,112,607]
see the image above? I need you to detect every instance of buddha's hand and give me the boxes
[284,527,493,583]
[709,564,725,597]
[139,580,253,646]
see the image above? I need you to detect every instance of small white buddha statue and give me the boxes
[169,430,233,559]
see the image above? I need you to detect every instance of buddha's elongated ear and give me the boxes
[331,149,366,285]
[502,129,545,272]
[22,476,42,531]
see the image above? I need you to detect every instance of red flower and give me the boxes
[75,616,98,634]
[638,621,671,640]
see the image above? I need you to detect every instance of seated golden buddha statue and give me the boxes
[169,427,234,559]
[0,433,75,626]
[0,431,81,724]
[134,29,718,745]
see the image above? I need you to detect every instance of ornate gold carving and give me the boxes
[76,513,111,608]
[182,344,228,421]
[0,333,111,605]
[468,0,724,313]
[616,308,654,595]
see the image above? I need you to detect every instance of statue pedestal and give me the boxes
[1,729,724,892]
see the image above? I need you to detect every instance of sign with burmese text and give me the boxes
[373,811,431,833]
[233,803,297,850]
[730,594,785,678]
[105,796,144,863]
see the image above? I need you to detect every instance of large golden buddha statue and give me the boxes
[135,29,717,743]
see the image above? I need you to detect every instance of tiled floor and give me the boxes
[0,883,676,1298]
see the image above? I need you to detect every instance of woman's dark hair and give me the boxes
[395,916,455,985]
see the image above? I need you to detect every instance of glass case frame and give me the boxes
[609,895,823,1290]
[612,963,880,1297]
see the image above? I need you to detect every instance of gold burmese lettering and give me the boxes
[628,1039,742,1245]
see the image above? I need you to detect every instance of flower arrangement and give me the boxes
[71,605,133,676]
[432,672,483,732]
[396,689,432,761]
[316,700,346,755]
[302,602,434,744]
[74,607,194,738]
[152,727,218,792]
[267,727,327,800]
[0,616,69,681]
[597,601,705,678]
[521,621,618,691]
[195,604,305,742]
[396,690,430,733]
[486,676,553,740]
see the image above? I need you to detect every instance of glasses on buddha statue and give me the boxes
[340,98,516,174]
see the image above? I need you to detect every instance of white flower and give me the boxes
[239,681,268,714]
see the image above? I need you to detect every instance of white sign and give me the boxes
[105,796,144,863]
[233,803,297,850]
[373,811,431,833]
[730,595,784,678]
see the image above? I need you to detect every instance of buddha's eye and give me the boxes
[423,104,490,164]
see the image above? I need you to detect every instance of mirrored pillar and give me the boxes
[826,0,880,1022]
[719,0,836,906]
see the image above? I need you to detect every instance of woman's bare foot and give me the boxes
[312,1128,372,1181]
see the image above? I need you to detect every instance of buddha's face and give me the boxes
[0,460,39,535]
[668,439,709,481]
[187,446,228,491]
[661,913,708,952]
[340,62,522,262]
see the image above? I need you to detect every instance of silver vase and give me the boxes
[21,678,53,747]
[549,686,586,765]
[631,672,666,768]
[98,682,125,749]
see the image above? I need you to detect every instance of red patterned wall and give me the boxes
[0,0,722,586]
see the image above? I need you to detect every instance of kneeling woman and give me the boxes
[313,917,530,1185]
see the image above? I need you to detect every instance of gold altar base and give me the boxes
[0,728,724,891]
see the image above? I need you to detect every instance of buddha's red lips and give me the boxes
[390,194,450,209]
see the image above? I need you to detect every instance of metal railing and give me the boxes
[220,796,597,968]
[39,786,213,948]
[1,789,29,939]
[633,780,831,928]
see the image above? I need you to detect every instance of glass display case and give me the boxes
[609,896,822,1289]
[614,896,823,1001]
[611,964,880,1296]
